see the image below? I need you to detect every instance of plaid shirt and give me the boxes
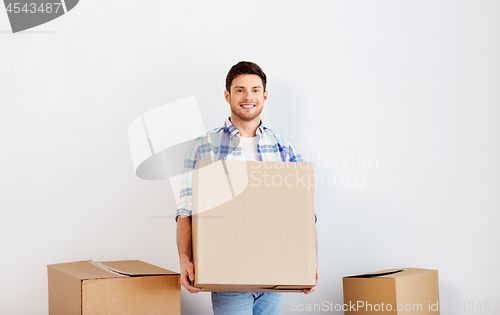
[175,117,304,219]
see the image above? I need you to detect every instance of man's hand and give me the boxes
[302,266,320,295]
[180,260,203,293]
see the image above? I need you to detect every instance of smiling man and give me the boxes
[176,61,319,315]
[224,71,266,136]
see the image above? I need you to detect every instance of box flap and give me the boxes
[47,260,179,280]
[47,260,127,280]
[99,260,178,276]
[389,267,438,279]
[344,267,411,278]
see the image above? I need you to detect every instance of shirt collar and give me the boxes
[224,116,264,138]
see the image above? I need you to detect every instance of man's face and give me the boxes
[225,74,268,122]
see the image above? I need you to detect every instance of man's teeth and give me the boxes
[241,105,255,108]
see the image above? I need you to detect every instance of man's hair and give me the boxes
[225,61,267,93]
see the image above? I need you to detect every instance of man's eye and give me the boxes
[254,90,260,93]
[237,89,243,92]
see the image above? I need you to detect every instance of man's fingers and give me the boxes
[302,285,317,295]
[180,269,203,293]
[188,269,195,282]
[183,263,195,282]
[303,267,320,295]
[180,274,190,288]
[180,277,203,293]
[186,285,203,294]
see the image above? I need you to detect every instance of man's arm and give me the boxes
[177,215,203,293]
[175,137,204,293]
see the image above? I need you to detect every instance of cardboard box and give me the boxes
[192,160,316,292]
[47,260,180,315]
[343,268,440,314]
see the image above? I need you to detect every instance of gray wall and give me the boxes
[1,1,499,314]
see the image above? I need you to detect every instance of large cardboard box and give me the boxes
[343,268,440,314]
[192,160,316,292]
[47,260,180,315]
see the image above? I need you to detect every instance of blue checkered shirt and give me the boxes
[175,117,305,220]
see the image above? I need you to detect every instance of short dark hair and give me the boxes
[225,61,267,93]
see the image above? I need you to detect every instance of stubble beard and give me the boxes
[231,105,263,122]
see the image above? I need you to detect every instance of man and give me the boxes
[176,61,319,315]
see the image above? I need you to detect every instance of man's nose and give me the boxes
[244,91,254,101]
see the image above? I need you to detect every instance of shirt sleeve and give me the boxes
[280,135,304,163]
[175,138,201,221]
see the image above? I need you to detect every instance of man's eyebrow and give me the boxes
[233,86,263,89]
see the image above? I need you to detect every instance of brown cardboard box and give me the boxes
[191,160,316,292]
[343,268,440,314]
[47,260,180,315]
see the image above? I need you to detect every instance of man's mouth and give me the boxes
[240,104,256,109]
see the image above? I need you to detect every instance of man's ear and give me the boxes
[263,90,268,103]
[224,90,231,104]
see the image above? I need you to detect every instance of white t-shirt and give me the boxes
[239,135,259,161]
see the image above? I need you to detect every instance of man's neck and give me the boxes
[230,114,260,137]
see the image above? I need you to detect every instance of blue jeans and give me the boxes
[211,292,284,315]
